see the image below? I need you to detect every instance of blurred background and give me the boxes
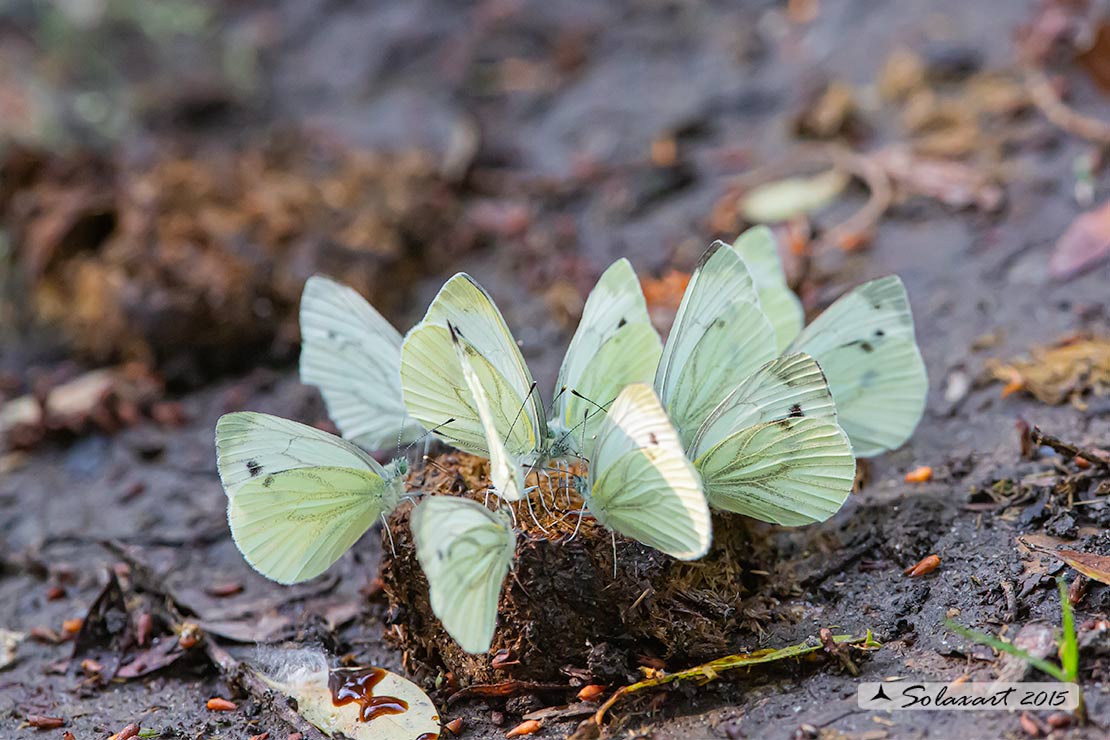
[4,1,1110,737]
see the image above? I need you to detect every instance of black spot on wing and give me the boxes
[246,460,262,477]
[263,474,275,488]
[875,329,885,337]
[617,317,627,329]
[788,403,804,418]
[860,342,874,353]
[648,432,659,445]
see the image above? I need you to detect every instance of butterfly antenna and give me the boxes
[548,384,569,419]
[553,390,614,452]
[381,513,397,559]
[403,418,456,455]
[504,381,539,446]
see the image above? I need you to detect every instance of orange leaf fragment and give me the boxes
[577,684,606,702]
[506,719,542,737]
[904,554,941,577]
[904,466,932,483]
[206,697,237,712]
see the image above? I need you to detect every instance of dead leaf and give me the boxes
[872,147,1003,211]
[738,168,849,223]
[1050,201,1110,280]
[1053,550,1110,585]
[255,648,440,740]
[988,337,1110,405]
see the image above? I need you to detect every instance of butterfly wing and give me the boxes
[787,276,927,456]
[411,496,516,654]
[216,411,388,492]
[299,275,425,450]
[654,242,777,444]
[228,466,397,584]
[451,325,524,502]
[731,226,804,351]
[215,413,401,584]
[586,383,711,560]
[695,417,855,526]
[688,352,838,459]
[401,274,544,459]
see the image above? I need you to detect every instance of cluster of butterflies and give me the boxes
[215,226,927,655]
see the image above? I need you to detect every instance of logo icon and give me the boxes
[870,685,892,702]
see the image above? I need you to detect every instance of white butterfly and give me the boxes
[732,226,928,457]
[577,382,712,560]
[400,259,661,473]
[410,495,516,654]
[656,242,857,525]
[215,412,408,584]
[299,275,425,451]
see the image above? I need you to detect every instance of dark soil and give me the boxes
[4,1,1110,739]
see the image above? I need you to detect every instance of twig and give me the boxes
[1023,64,1110,145]
[447,680,571,706]
[103,541,325,739]
[1029,426,1110,469]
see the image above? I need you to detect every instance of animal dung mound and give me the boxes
[379,452,773,684]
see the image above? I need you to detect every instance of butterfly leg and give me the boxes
[381,513,397,558]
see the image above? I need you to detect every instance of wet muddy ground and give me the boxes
[3,1,1110,738]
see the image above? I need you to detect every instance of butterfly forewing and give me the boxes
[299,275,424,450]
[731,226,804,351]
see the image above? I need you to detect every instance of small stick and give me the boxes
[1029,426,1110,469]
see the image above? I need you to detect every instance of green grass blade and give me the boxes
[1058,576,1079,682]
[945,620,1068,682]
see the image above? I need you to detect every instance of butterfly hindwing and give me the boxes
[695,416,855,526]
[787,276,926,456]
[228,466,396,584]
[411,496,516,654]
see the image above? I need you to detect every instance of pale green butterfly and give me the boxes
[655,242,856,525]
[410,495,516,654]
[400,260,662,471]
[215,412,408,584]
[732,226,928,457]
[299,275,425,450]
[576,382,712,560]
[449,321,524,502]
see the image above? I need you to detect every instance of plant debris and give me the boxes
[591,632,880,725]
[988,337,1110,406]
